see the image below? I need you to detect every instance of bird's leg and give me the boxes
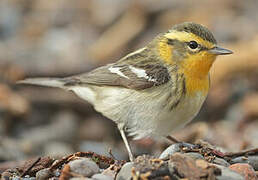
[166,135,180,143]
[118,127,134,162]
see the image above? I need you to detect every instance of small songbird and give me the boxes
[18,22,233,161]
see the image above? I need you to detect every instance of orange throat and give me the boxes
[180,54,216,96]
[157,40,216,96]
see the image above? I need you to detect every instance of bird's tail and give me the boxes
[17,77,66,89]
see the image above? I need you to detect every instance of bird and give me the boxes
[18,22,233,161]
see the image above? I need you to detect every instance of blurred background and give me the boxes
[0,0,258,164]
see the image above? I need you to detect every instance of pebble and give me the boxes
[231,155,258,170]
[36,168,53,180]
[167,161,177,175]
[213,157,230,167]
[215,165,244,180]
[184,152,204,160]
[229,163,257,180]
[11,177,21,180]
[69,158,99,177]
[23,178,36,180]
[1,171,13,180]
[9,175,36,180]
[116,162,134,180]
[91,173,113,180]
[159,143,196,159]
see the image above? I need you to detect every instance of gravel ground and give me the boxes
[1,141,258,179]
[0,0,258,179]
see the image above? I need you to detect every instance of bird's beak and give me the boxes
[208,46,233,55]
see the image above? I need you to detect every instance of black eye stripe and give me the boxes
[167,38,209,52]
[167,39,175,45]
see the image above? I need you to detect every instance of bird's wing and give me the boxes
[18,47,172,91]
[63,63,171,90]
[63,46,172,90]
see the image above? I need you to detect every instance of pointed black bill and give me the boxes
[208,46,233,55]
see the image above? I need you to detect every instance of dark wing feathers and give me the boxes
[63,46,171,90]
[64,63,171,90]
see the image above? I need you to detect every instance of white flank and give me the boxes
[108,67,129,79]
[129,66,156,82]
[71,87,96,104]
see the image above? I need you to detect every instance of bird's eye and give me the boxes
[188,41,198,49]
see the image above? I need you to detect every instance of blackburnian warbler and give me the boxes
[18,22,233,161]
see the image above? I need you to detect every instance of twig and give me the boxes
[50,154,73,171]
[166,135,180,143]
[108,148,117,160]
[224,148,258,157]
[21,157,41,177]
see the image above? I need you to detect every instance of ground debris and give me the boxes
[169,153,221,180]
[132,155,171,179]
[180,140,258,165]
[1,147,258,179]
[18,156,54,177]
[0,152,122,179]
[129,153,221,180]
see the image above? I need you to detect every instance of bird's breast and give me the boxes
[156,89,208,137]
[184,75,210,97]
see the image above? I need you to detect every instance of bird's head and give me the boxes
[155,22,233,78]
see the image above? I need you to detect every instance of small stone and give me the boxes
[229,163,257,180]
[167,161,176,175]
[1,171,13,180]
[196,159,209,169]
[213,157,230,167]
[11,177,21,180]
[168,153,215,179]
[247,155,258,170]
[101,164,117,179]
[36,168,53,180]
[231,155,258,170]
[215,165,244,180]
[92,173,113,180]
[159,144,181,159]
[159,143,195,159]
[69,158,99,177]
[54,169,61,177]
[185,152,204,160]
[116,162,133,180]
[23,178,36,180]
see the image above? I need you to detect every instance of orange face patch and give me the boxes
[157,30,217,96]
[162,31,216,96]
[180,51,216,96]
[158,40,173,64]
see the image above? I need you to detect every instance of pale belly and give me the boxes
[71,85,208,140]
[154,92,207,137]
[123,91,208,139]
